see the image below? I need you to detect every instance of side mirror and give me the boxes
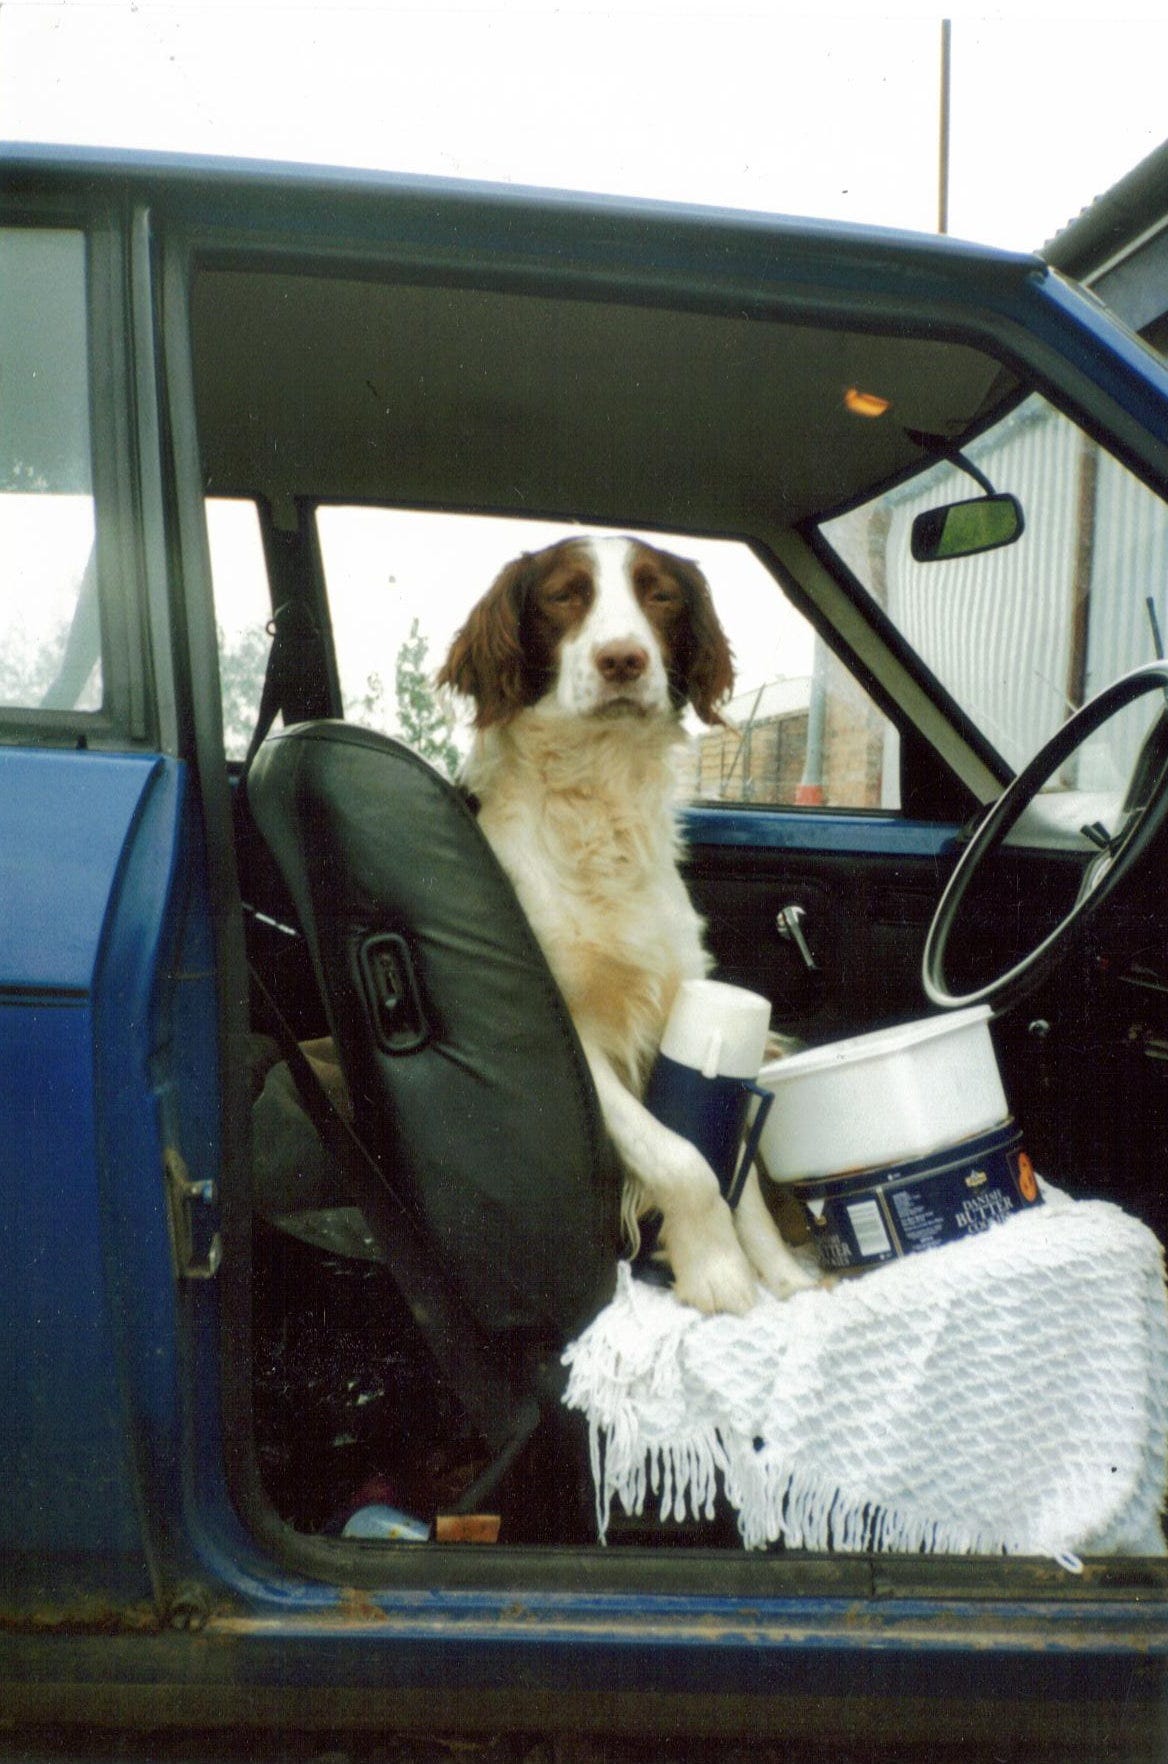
[911,493,1024,563]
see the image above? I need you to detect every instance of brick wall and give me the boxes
[687,659,887,808]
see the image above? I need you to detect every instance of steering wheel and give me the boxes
[923,662,1168,1014]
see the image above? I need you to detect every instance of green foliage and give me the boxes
[216,613,462,773]
[393,617,462,779]
[218,621,271,758]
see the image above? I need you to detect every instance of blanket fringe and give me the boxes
[586,1410,1042,1554]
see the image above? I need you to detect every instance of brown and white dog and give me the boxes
[438,534,813,1314]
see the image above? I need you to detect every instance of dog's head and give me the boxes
[437,534,734,729]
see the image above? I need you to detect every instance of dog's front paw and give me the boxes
[733,1164,819,1300]
[661,1204,758,1317]
[755,1251,819,1301]
[674,1253,758,1317]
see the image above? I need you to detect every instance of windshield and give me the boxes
[819,392,1168,795]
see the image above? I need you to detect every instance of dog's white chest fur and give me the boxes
[466,710,709,1087]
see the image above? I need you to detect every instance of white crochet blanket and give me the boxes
[562,1191,1168,1563]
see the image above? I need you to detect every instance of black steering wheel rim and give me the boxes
[923,661,1168,1014]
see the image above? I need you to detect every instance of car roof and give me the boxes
[3,139,1043,270]
[6,142,1043,530]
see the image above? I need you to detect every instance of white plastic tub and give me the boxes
[756,1005,1009,1182]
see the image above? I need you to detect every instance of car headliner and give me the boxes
[192,266,1017,537]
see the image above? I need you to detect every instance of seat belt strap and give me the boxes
[244,600,325,772]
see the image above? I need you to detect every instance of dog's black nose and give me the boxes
[596,641,649,684]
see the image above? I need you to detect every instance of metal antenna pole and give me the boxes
[939,18,952,235]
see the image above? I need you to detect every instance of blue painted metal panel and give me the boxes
[91,756,222,1596]
[0,748,162,995]
[1023,268,1168,463]
[0,746,219,1607]
[681,804,962,858]
[0,748,160,1601]
[0,993,150,1593]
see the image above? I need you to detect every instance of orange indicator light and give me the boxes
[844,387,891,418]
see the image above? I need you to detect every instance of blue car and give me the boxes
[4,143,1168,1758]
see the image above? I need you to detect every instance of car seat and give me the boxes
[245,719,623,1508]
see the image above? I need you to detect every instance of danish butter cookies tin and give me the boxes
[790,1122,1041,1274]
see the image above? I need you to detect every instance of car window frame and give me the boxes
[0,197,152,750]
[160,222,986,1590]
[153,195,1168,1598]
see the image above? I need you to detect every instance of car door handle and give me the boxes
[776,903,818,970]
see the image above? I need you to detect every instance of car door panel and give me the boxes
[681,808,961,1043]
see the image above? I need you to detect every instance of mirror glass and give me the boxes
[911,492,1024,563]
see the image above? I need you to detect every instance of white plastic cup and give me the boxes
[659,978,773,1080]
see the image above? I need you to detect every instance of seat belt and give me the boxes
[244,599,328,772]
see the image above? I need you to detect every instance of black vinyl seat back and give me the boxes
[246,720,622,1344]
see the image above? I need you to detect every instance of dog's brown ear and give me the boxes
[437,556,534,728]
[671,555,735,724]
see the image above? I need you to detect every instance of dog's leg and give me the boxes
[733,1164,818,1298]
[584,1045,758,1316]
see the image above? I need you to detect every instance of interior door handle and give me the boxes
[776,903,818,970]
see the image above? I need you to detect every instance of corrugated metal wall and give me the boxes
[852,394,1168,782]
[1087,450,1168,692]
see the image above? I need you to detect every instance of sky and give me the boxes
[5,1,1168,731]
[2,2,1167,253]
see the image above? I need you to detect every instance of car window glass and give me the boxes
[207,498,272,760]
[316,506,900,809]
[0,228,101,712]
[820,394,1168,794]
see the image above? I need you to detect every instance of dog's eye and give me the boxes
[547,577,589,606]
[634,565,678,602]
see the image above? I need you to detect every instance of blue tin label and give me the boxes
[793,1122,1040,1273]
